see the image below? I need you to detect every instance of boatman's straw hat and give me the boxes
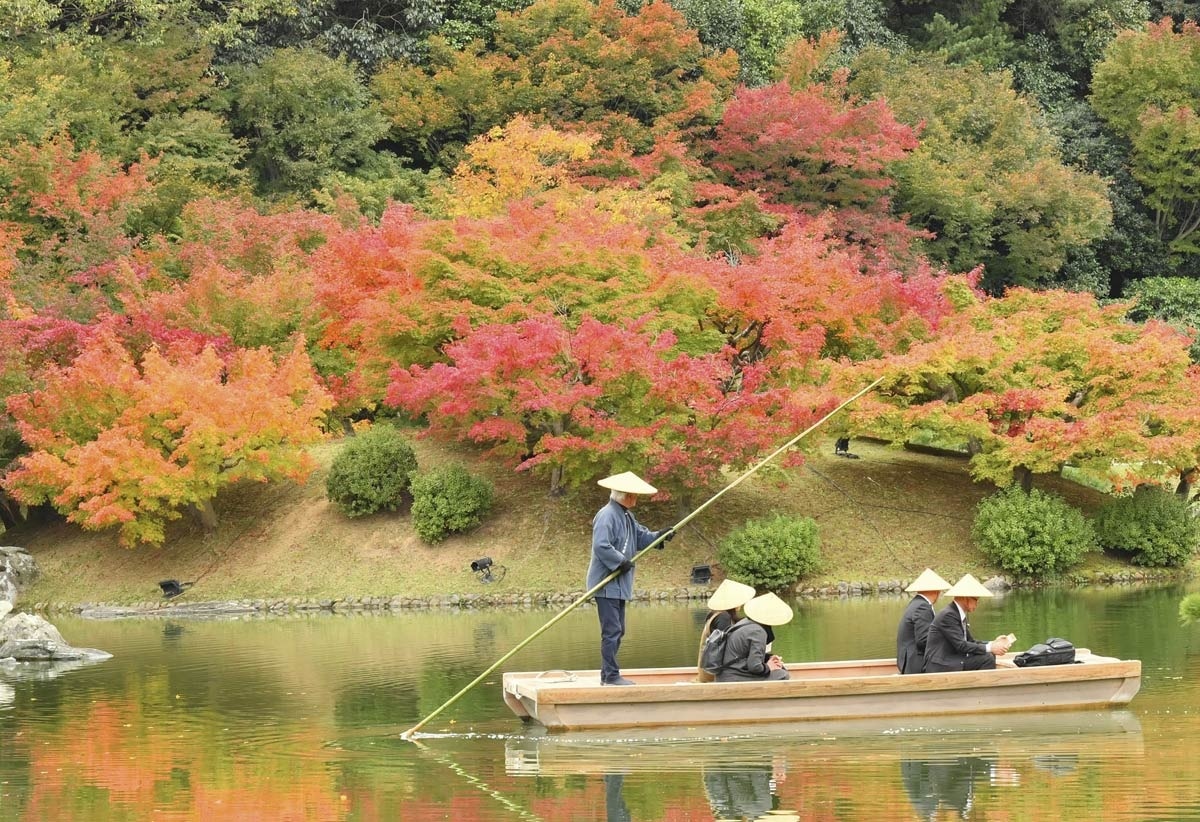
[743,592,794,626]
[597,471,658,495]
[944,574,993,598]
[905,568,952,593]
[707,579,756,611]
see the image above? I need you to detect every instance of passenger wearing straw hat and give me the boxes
[896,568,951,675]
[587,471,675,686]
[716,592,793,682]
[695,578,757,683]
[924,574,1013,673]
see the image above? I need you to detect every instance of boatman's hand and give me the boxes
[617,559,634,574]
[657,528,675,544]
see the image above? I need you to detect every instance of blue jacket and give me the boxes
[586,499,662,599]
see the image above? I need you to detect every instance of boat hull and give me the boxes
[501,656,1141,732]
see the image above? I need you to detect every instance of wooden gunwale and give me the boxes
[501,656,1141,731]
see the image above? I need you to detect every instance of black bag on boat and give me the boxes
[1013,637,1076,667]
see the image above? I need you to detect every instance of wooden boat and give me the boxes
[501,651,1141,732]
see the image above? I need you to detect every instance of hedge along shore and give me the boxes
[25,567,1189,619]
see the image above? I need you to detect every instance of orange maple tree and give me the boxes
[3,329,332,545]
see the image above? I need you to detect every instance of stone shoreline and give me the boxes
[26,568,1188,619]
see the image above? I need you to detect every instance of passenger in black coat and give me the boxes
[923,574,1013,673]
[895,568,951,674]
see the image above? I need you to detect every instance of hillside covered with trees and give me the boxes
[2,0,1200,562]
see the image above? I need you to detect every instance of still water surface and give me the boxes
[0,584,1198,821]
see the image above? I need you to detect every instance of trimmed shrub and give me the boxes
[1094,486,1200,568]
[325,426,418,517]
[972,487,1096,578]
[410,464,495,543]
[717,514,821,591]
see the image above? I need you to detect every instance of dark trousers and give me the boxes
[596,596,627,683]
[963,652,996,671]
[927,652,996,673]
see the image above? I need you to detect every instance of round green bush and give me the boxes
[716,514,821,592]
[410,464,495,543]
[1094,486,1200,568]
[971,487,1096,578]
[325,426,418,518]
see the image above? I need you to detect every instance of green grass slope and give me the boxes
[9,437,1156,607]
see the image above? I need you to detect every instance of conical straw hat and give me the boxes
[597,471,658,495]
[743,592,794,626]
[707,579,756,611]
[905,568,952,593]
[944,574,993,598]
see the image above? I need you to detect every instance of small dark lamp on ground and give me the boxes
[158,579,194,599]
[471,557,506,584]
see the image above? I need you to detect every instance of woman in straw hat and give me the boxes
[895,568,951,675]
[695,578,757,682]
[715,592,793,682]
[587,471,675,686]
[924,574,1013,673]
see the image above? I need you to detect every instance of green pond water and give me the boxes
[0,583,1198,821]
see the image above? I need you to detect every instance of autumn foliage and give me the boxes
[4,331,331,545]
[0,7,1198,549]
[850,288,1200,490]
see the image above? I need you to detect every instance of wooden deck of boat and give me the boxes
[502,654,1141,732]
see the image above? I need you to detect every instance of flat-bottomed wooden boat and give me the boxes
[501,652,1141,732]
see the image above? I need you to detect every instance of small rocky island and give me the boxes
[0,546,111,662]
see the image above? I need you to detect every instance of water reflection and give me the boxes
[703,758,794,821]
[605,773,631,822]
[0,585,1196,820]
[901,755,993,820]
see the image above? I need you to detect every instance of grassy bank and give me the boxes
[8,436,1170,608]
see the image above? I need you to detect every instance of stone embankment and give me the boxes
[27,568,1183,618]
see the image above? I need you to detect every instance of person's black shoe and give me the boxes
[603,676,636,686]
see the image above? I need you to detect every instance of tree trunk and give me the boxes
[1013,465,1033,493]
[1176,467,1198,500]
[967,437,982,456]
[0,492,19,531]
[192,498,219,532]
[548,465,565,497]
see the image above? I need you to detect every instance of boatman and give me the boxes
[896,568,952,674]
[587,471,675,686]
[924,574,1013,672]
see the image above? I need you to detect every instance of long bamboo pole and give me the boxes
[400,376,883,740]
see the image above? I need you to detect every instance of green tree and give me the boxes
[225,47,390,197]
[1092,19,1200,255]
[850,49,1112,291]
[371,0,738,168]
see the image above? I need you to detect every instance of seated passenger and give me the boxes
[924,574,1013,673]
[896,568,952,674]
[716,592,793,682]
[696,578,757,683]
